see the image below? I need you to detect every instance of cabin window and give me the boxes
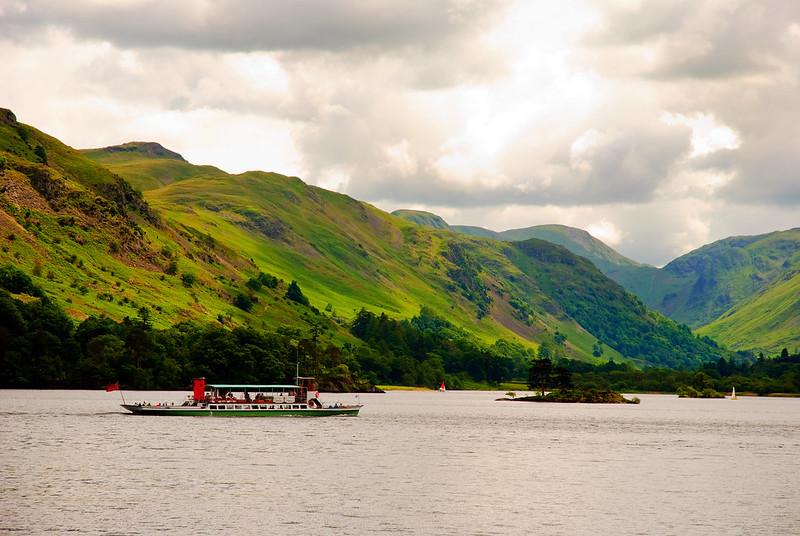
[234,405,242,409]
[210,405,217,410]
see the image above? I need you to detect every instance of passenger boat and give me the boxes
[121,378,362,417]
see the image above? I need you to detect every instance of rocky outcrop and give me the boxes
[0,108,18,127]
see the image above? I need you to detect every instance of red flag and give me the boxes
[105,382,120,392]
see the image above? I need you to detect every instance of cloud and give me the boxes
[1,0,799,265]
[585,0,800,79]
[0,0,509,53]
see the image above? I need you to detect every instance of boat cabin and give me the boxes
[207,383,305,404]
[191,378,319,409]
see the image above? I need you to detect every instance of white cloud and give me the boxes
[661,112,740,157]
[1,0,798,265]
[586,219,623,246]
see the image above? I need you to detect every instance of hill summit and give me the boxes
[0,108,18,127]
[94,141,186,161]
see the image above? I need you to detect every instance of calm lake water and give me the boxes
[1,390,799,535]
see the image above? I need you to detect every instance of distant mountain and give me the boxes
[497,224,642,273]
[626,229,800,336]
[450,225,500,239]
[0,108,727,369]
[390,209,450,230]
[392,211,643,272]
[394,208,800,353]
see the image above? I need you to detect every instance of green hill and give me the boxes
[81,142,225,191]
[498,224,642,272]
[390,209,450,230]
[0,108,728,371]
[394,211,644,273]
[396,209,800,353]
[698,270,800,354]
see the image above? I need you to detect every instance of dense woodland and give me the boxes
[1,264,798,393]
[0,266,531,390]
[537,354,800,395]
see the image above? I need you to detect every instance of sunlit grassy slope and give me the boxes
[0,109,729,367]
[619,230,800,330]
[398,208,800,352]
[698,270,800,354]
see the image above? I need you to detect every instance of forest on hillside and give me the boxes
[2,263,798,394]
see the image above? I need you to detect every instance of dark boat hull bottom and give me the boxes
[121,405,360,417]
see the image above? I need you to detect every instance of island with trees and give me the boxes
[499,357,640,403]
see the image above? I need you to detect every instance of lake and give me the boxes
[1,390,799,535]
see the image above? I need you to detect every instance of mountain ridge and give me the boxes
[393,207,800,353]
[0,108,729,369]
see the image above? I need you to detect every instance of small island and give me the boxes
[500,389,640,404]
[676,385,725,398]
[498,358,640,404]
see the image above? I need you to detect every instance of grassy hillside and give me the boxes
[698,270,800,353]
[391,209,450,230]
[0,108,729,370]
[397,208,800,353]
[449,222,643,271]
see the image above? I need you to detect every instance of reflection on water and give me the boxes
[1,390,799,535]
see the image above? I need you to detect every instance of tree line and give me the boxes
[530,353,800,395]
[1,263,798,394]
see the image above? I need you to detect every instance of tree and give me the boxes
[245,277,262,291]
[592,341,604,357]
[34,145,48,164]
[554,365,573,389]
[137,306,152,329]
[233,292,254,312]
[781,348,790,360]
[285,280,309,305]
[0,265,43,297]
[538,341,554,360]
[528,358,554,396]
[257,272,278,288]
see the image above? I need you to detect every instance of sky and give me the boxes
[1,0,798,265]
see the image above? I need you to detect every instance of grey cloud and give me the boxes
[587,0,800,79]
[546,125,691,204]
[692,85,800,205]
[329,123,691,208]
[0,0,508,53]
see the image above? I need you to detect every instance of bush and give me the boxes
[233,292,255,312]
[247,271,278,291]
[0,265,43,296]
[165,259,178,275]
[34,145,48,164]
[285,280,309,305]
[181,273,196,287]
